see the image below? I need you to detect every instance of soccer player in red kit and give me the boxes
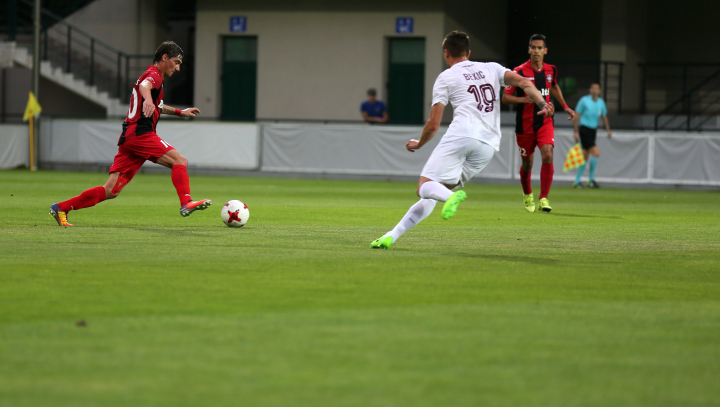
[50,41,211,226]
[502,34,575,213]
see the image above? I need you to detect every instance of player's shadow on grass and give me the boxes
[389,248,560,264]
[452,252,561,264]
[550,213,623,219]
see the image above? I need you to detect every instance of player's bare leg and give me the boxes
[538,144,554,212]
[50,172,123,226]
[157,149,211,216]
[371,177,465,249]
[520,154,535,212]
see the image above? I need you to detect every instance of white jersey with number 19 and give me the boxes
[431,61,510,151]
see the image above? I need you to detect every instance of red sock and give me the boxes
[539,163,554,199]
[58,186,106,212]
[519,168,532,195]
[171,165,192,206]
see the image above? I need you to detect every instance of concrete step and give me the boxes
[40,60,52,75]
[2,41,125,118]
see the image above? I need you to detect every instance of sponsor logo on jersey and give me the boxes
[540,88,550,96]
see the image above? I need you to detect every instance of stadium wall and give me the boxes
[31,119,720,188]
[63,0,169,57]
[194,11,447,121]
[0,124,29,169]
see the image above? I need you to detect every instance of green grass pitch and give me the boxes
[1,169,719,406]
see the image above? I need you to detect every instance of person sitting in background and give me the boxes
[361,88,388,123]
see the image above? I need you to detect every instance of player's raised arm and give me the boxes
[501,74,532,105]
[503,71,554,117]
[407,103,445,152]
[550,82,575,120]
[160,103,201,117]
[502,93,533,105]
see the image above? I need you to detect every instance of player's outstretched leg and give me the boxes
[371,199,437,249]
[417,180,465,220]
[161,154,211,217]
[441,191,467,220]
[50,186,107,226]
[49,203,73,226]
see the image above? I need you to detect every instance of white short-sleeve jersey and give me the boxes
[432,61,510,151]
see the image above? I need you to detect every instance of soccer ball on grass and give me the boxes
[221,200,250,227]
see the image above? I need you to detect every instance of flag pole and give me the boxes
[32,0,40,172]
[29,115,35,171]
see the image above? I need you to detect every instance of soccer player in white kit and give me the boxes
[371,31,554,249]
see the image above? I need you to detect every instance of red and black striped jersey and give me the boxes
[503,60,557,135]
[118,65,164,145]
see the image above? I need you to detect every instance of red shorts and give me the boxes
[109,132,174,180]
[516,125,555,158]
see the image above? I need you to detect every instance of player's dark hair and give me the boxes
[443,31,470,58]
[529,34,547,47]
[154,41,183,63]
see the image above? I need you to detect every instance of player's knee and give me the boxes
[175,156,188,167]
[104,186,119,199]
[542,151,553,162]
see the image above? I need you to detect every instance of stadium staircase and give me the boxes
[1,0,130,117]
[1,41,127,116]
[654,66,720,131]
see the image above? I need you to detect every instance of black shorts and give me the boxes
[579,126,597,150]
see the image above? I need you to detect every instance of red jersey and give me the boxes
[503,60,557,135]
[119,65,164,145]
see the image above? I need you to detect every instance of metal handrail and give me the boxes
[653,66,720,131]
[6,0,132,101]
[18,0,125,56]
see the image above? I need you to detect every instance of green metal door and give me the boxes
[222,37,257,120]
[387,38,425,124]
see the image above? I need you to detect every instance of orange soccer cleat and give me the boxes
[49,203,74,226]
[180,199,212,217]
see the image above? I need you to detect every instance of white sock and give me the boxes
[385,199,437,242]
[418,181,453,202]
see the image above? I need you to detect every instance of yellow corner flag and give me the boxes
[23,92,42,171]
[23,91,42,122]
[563,143,585,172]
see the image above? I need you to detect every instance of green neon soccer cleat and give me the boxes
[523,193,536,213]
[441,190,467,220]
[539,197,552,213]
[370,235,393,249]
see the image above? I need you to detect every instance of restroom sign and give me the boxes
[230,16,247,33]
[396,17,413,34]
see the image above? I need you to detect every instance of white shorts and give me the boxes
[420,135,495,187]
